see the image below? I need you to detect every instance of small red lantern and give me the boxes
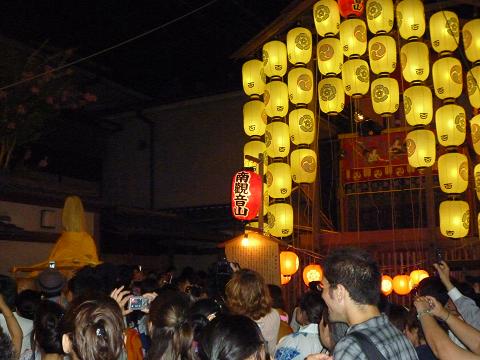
[338,0,365,18]
[231,170,262,220]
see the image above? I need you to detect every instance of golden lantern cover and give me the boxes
[471,114,480,155]
[313,0,340,37]
[381,275,393,296]
[439,200,469,238]
[368,35,396,75]
[467,66,480,109]
[263,41,287,78]
[266,162,292,199]
[264,81,289,118]
[396,0,425,40]
[265,121,290,158]
[242,60,265,97]
[410,270,429,288]
[243,100,266,137]
[287,27,312,65]
[462,19,480,63]
[432,57,463,100]
[244,140,266,172]
[340,18,367,57]
[400,42,429,83]
[371,77,399,116]
[289,108,315,145]
[303,264,323,286]
[342,59,370,98]
[317,37,343,76]
[280,251,299,276]
[429,11,459,54]
[476,164,480,201]
[438,152,468,194]
[393,275,411,295]
[403,85,433,126]
[318,77,345,115]
[267,203,294,237]
[406,129,436,168]
[366,0,394,34]
[288,68,313,105]
[435,104,466,147]
[291,149,317,184]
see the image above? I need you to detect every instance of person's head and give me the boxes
[322,247,381,322]
[199,314,266,360]
[37,269,66,298]
[404,308,426,347]
[33,300,64,355]
[147,289,194,360]
[385,303,408,332]
[61,295,125,360]
[15,290,41,320]
[189,298,225,342]
[267,284,285,310]
[0,275,17,309]
[67,266,103,301]
[416,277,449,305]
[225,269,272,320]
[298,290,325,325]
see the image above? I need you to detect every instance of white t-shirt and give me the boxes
[0,312,33,356]
[255,309,281,356]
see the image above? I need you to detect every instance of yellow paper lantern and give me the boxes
[342,59,370,98]
[243,100,266,137]
[462,19,480,63]
[366,0,394,34]
[403,85,433,126]
[280,251,299,276]
[291,149,317,184]
[381,275,393,296]
[400,42,429,83]
[264,81,289,118]
[432,57,463,100]
[471,115,480,155]
[265,122,290,158]
[266,162,292,199]
[368,35,397,75]
[475,164,480,201]
[393,275,411,295]
[289,109,315,145]
[318,77,345,115]
[406,129,436,168]
[438,152,468,194]
[287,27,312,65]
[303,264,323,286]
[242,60,265,97]
[410,270,429,288]
[429,11,459,54]
[435,104,466,147]
[313,0,340,37]
[340,18,367,57]
[396,0,425,40]
[281,275,292,285]
[263,41,287,79]
[268,203,294,237]
[244,141,266,173]
[467,66,480,109]
[371,77,399,116]
[288,68,313,105]
[317,37,343,76]
[439,200,469,238]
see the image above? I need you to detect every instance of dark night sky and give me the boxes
[0,0,291,100]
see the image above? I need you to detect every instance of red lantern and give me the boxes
[231,170,262,220]
[338,0,365,18]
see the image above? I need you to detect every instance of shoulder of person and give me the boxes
[333,334,365,359]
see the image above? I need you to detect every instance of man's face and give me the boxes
[321,276,346,323]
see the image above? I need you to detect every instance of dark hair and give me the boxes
[0,327,14,360]
[33,300,64,355]
[323,247,381,305]
[0,275,17,309]
[405,307,426,341]
[62,295,125,360]
[15,290,41,320]
[299,290,325,324]
[267,284,285,309]
[189,299,225,342]
[199,314,265,360]
[68,266,103,299]
[417,277,449,306]
[385,303,408,332]
[147,290,194,360]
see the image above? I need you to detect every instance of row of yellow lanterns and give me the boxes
[381,270,429,296]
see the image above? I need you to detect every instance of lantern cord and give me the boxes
[0,0,220,92]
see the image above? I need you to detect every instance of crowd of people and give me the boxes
[0,247,479,360]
